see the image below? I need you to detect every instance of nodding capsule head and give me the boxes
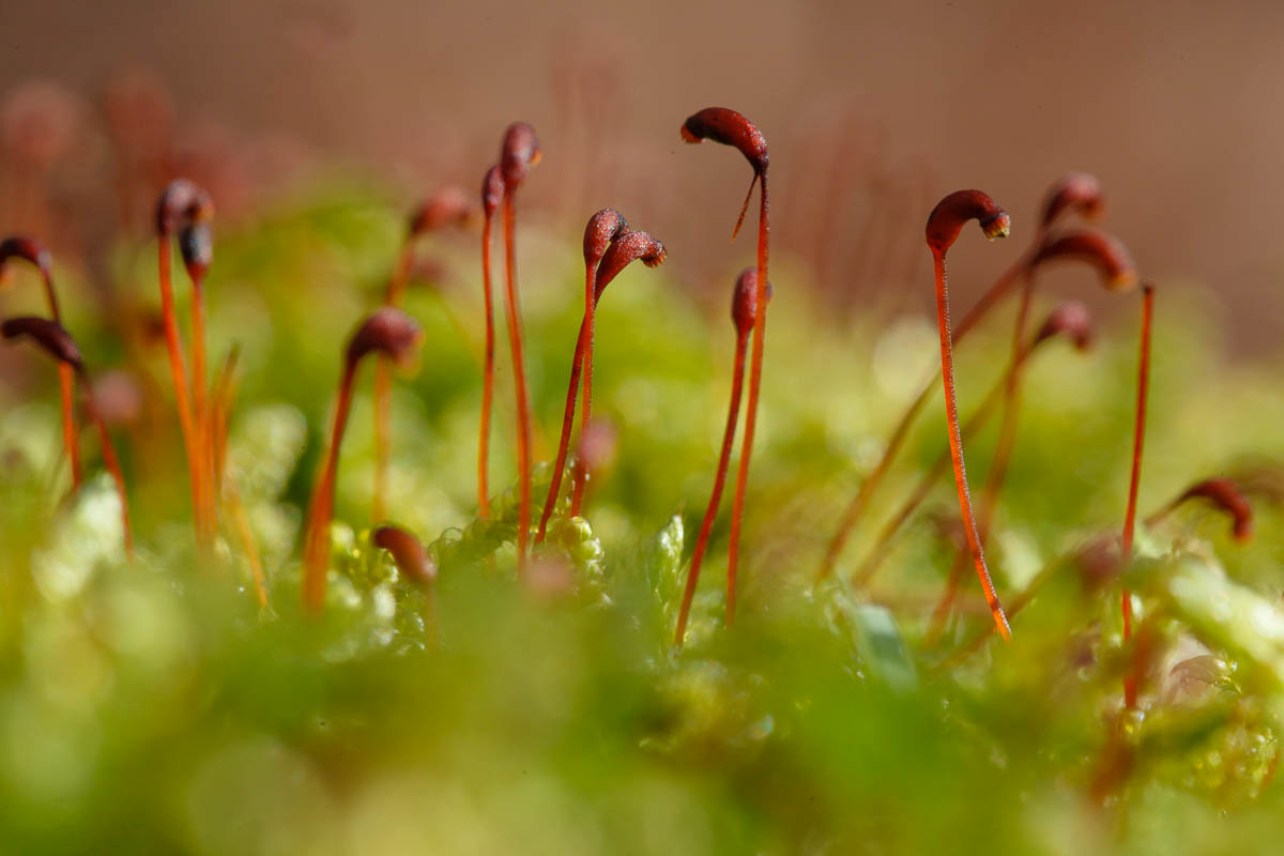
[925,189,1010,255]
[1033,301,1095,352]
[371,524,437,586]
[1,315,83,370]
[583,209,629,269]
[1031,229,1137,293]
[481,165,505,219]
[499,122,541,190]
[0,235,53,279]
[155,178,214,236]
[409,185,474,237]
[179,222,213,283]
[680,107,769,174]
[593,229,667,298]
[1177,478,1254,543]
[731,268,773,336]
[1040,172,1105,232]
[346,307,423,369]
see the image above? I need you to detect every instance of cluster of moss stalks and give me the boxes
[1,110,1284,853]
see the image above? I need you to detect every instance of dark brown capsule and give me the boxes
[1173,478,1254,543]
[1,315,83,370]
[155,178,214,236]
[583,209,629,270]
[926,190,1011,254]
[409,185,474,237]
[593,229,667,299]
[179,222,214,282]
[680,107,769,174]
[1032,301,1095,352]
[0,235,53,278]
[372,525,437,586]
[1039,172,1105,232]
[481,165,505,218]
[1030,229,1137,292]
[346,307,423,368]
[731,268,773,336]
[499,122,542,190]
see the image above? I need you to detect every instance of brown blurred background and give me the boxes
[2,0,1283,352]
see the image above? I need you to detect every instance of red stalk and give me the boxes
[725,172,768,625]
[497,122,542,567]
[303,365,356,612]
[817,173,1107,585]
[156,236,203,539]
[478,166,504,518]
[675,269,762,646]
[57,362,82,487]
[1122,284,1155,708]
[851,302,1093,595]
[372,238,414,523]
[1,316,132,557]
[1,237,81,487]
[538,209,628,540]
[156,181,214,545]
[501,191,533,566]
[568,226,665,517]
[926,189,1013,641]
[81,374,134,558]
[680,107,770,627]
[302,308,423,613]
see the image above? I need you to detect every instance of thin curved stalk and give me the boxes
[724,172,769,626]
[80,373,133,558]
[373,241,415,522]
[478,207,497,518]
[157,238,204,542]
[56,363,82,487]
[190,276,216,542]
[676,327,749,646]
[570,270,598,518]
[303,366,356,612]
[850,353,1018,590]
[372,360,392,522]
[538,312,589,542]
[501,193,532,567]
[926,276,1034,639]
[932,249,1011,640]
[1122,285,1155,708]
[817,252,1031,584]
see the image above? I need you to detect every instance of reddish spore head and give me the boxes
[925,190,1011,254]
[0,235,53,279]
[1040,172,1105,231]
[681,107,769,241]
[346,307,424,369]
[680,107,769,174]
[583,208,629,269]
[1031,229,1137,292]
[481,165,505,218]
[409,185,474,237]
[156,178,214,236]
[179,222,214,283]
[1,315,83,370]
[499,122,542,190]
[372,525,438,586]
[593,229,667,298]
[731,268,773,336]
[1033,301,1095,352]
[1177,478,1254,543]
